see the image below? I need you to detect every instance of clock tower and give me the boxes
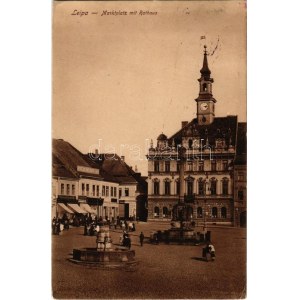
[195,45,217,125]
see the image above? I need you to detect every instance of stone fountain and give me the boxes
[70,225,137,269]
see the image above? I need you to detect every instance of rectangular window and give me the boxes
[210,180,217,195]
[222,181,228,195]
[119,188,122,198]
[72,184,75,195]
[154,182,160,195]
[198,162,204,171]
[125,188,129,197]
[223,160,228,170]
[187,162,193,171]
[111,187,113,197]
[61,183,64,195]
[176,181,180,195]
[96,185,99,197]
[82,183,85,195]
[211,161,216,171]
[114,187,117,197]
[198,181,205,195]
[154,161,160,172]
[86,184,89,196]
[92,185,95,196]
[106,186,109,197]
[238,173,244,181]
[165,181,170,195]
[66,184,70,195]
[238,190,244,200]
[165,161,170,172]
[102,186,105,196]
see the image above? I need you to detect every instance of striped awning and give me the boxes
[58,203,74,214]
[80,203,97,214]
[67,203,87,214]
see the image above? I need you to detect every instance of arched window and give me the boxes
[197,207,203,218]
[186,176,194,196]
[222,178,229,195]
[198,179,205,196]
[212,207,218,218]
[203,83,207,92]
[210,178,217,195]
[164,179,171,195]
[153,179,160,195]
[187,181,193,195]
[221,207,227,218]
[154,206,160,218]
[163,207,168,218]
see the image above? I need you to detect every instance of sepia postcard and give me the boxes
[52,0,246,298]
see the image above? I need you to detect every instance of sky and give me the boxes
[53,0,246,175]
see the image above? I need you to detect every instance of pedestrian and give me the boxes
[139,232,144,247]
[204,242,216,262]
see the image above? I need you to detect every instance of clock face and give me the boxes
[200,102,208,111]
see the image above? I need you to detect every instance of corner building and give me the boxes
[147,46,246,225]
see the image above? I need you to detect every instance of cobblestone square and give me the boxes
[52,222,246,299]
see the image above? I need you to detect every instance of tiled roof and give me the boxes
[236,122,247,155]
[86,153,138,185]
[169,116,238,147]
[52,139,102,179]
[52,154,77,178]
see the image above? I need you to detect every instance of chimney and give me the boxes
[121,156,125,161]
[182,121,188,128]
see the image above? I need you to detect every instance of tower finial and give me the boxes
[200,45,211,79]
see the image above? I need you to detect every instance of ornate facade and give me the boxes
[147,46,246,225]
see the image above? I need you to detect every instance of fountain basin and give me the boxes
[69,248,137,269]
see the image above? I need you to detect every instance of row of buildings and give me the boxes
[52,138,148,221]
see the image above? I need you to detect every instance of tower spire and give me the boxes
[200,45,211,80]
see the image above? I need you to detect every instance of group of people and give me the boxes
[52,214,70,235]
[118,231,145,249]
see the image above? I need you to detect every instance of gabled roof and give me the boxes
[84,153,138,185]
[52,139,102,179]
[52,154,77,179]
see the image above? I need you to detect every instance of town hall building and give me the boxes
[147,46,246,225]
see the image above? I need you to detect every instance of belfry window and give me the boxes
[203,83,207,92]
